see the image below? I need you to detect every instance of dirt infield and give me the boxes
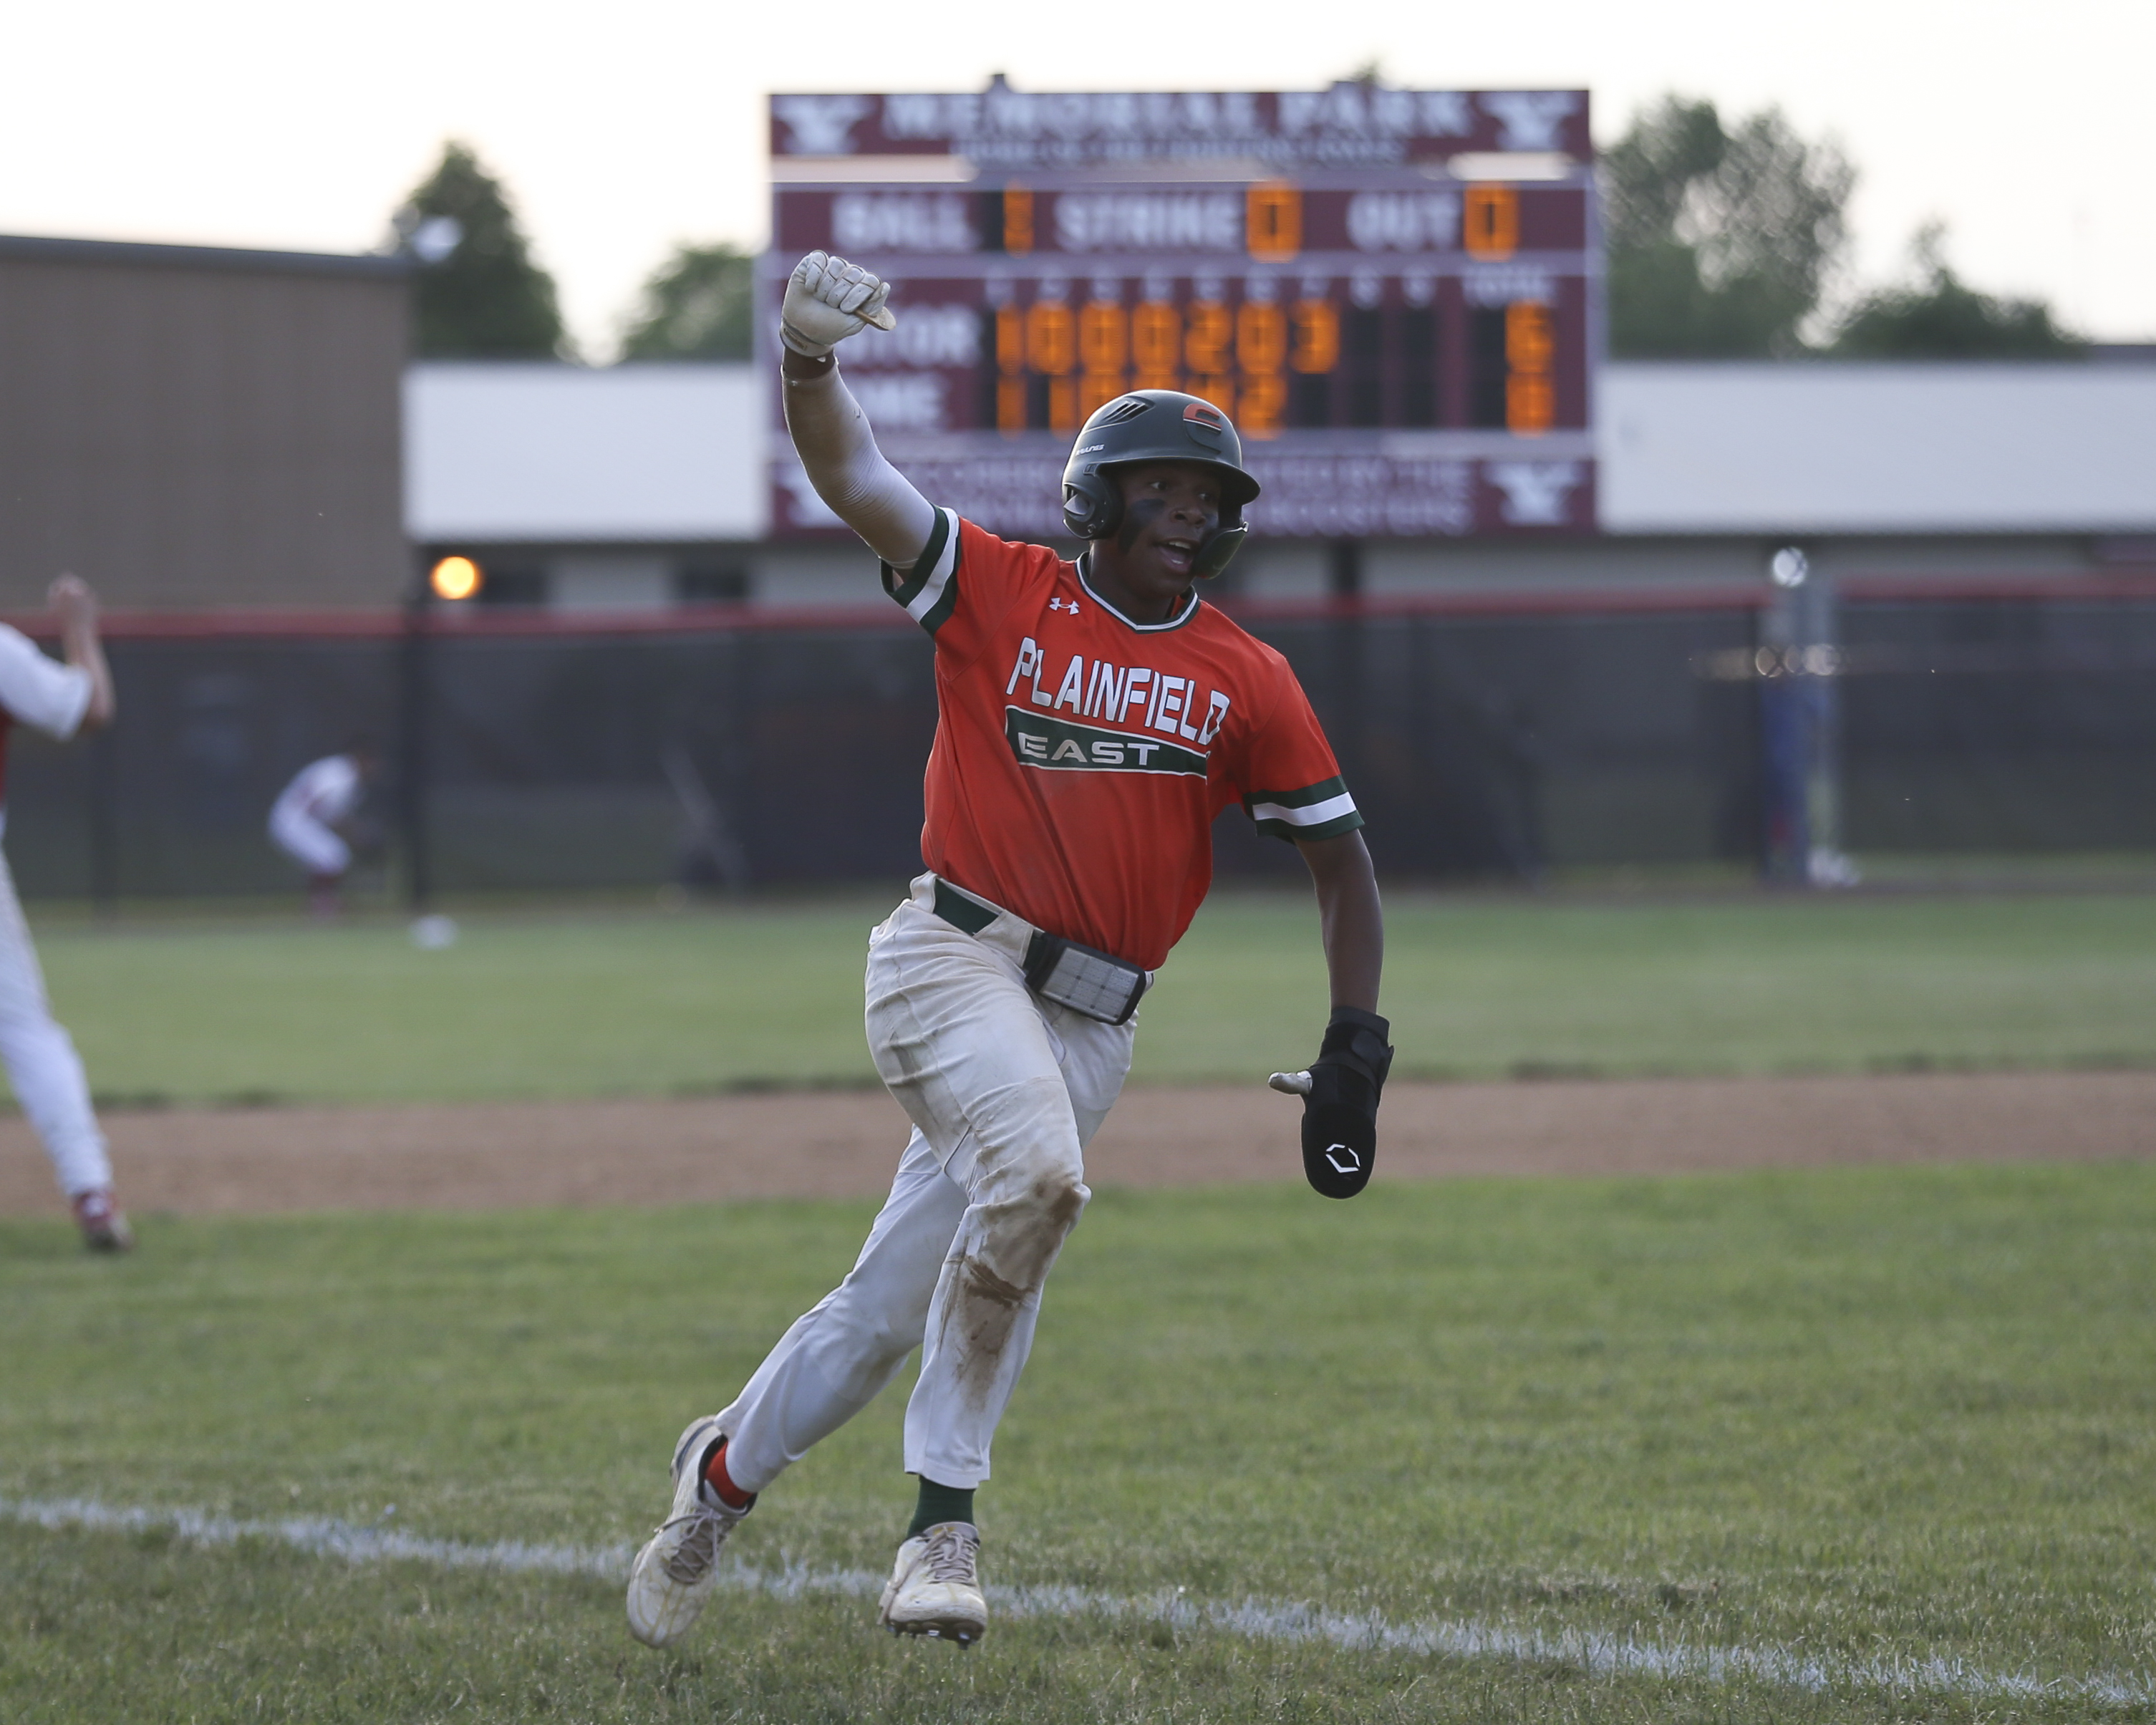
[1,1068,2150,1219]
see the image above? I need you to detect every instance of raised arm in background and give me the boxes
[50,574,115,730]
[778,253,937,570]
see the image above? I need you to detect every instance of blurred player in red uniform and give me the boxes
[0,576,127,1250]
[628,254,1391,1651]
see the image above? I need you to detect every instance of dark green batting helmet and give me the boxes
[1060,390,1261,577]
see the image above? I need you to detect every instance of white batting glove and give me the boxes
[780,251,896,357]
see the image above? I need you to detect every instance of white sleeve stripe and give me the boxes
[1249,791,1358,827]
[903,508,959,624]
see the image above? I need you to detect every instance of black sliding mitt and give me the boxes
[1267,1007,1394,1199]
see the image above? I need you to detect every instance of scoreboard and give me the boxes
[764,80,1600,541]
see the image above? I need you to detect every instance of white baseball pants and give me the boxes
[269,805,350,876]
[718,874,1136,1492]
[0,848,111,1197]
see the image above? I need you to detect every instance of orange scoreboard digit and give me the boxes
[767,80,1599,538]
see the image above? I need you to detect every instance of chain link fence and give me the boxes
[4,595,2149,901]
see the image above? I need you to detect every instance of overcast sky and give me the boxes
[7,0,2150,357]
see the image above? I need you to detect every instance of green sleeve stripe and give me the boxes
[1245,776,1361,843]
[1252,808,1365,843]
[917,556,962,635]
[880,506,949,607]
[1245,775,1348,811]
[881,508,958,627]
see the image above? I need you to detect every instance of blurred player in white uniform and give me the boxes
[0,576,125,1250]
[269,745,376,917]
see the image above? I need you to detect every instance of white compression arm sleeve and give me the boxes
[783,362,939,570]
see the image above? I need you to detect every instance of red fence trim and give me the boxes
[4,570,2152,643]
[57,609,409,641]
[1214,585,1774,622]
[1,588,1774,642]
[1837,570,2156,604]
[0,604,909,642]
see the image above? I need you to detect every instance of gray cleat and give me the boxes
[625,1416,752,1649]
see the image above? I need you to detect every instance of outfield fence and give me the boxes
[4,579,2153,899]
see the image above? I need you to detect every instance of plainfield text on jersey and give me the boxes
[1005,636,1232,774]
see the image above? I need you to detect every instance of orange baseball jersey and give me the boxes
[883,508,1360,972]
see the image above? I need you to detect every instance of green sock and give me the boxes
[907,1476,975,1540]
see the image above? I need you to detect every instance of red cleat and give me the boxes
[71,1189,135,1252]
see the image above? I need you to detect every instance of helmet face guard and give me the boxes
[1060,392,1261,578]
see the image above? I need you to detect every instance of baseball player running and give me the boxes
[627,253,1391,1651]
[0,576,127,1250]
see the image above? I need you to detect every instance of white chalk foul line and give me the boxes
[3,1495,2148,1709]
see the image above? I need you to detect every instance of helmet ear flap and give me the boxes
[1061,473,1122,541]
[1192,521,1247,579]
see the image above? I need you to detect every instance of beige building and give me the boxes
[0,233,410,612]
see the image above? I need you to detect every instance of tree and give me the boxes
[391,142,568,359]
[618,244,755,361]
[1832,225,2083,358]
[1603,97,1855,357]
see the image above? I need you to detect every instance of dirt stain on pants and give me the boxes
[939,1171,1087,1411]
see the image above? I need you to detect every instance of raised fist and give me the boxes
[780,251,896,358]
[48,573,100,630]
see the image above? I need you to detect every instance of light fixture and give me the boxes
[430,556,482,601]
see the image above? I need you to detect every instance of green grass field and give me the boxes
[5,1163,2154,1721]
[7,886,2153,1717]
[19,887,2156,1108]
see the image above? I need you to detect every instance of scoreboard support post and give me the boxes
[1328,540,1363,598]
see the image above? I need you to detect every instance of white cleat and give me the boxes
[625,1416,752,1649]
[877,1520,987,1646]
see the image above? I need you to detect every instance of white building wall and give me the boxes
[405,360,2156,604]
[551,553,675,612]
[1600,362,2156,536]
[406,362,765,543]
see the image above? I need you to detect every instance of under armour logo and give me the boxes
[1324,1143,1362,1174]
[1049,597,1081,615]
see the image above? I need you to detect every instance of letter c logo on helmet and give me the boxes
[1060,390,1262,579]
